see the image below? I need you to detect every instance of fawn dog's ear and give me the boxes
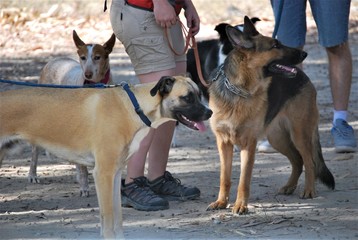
[150,76,176,97]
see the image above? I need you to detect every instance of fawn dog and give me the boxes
[207,16,335,214]
[0,76,212,238]
[31,30,116,196]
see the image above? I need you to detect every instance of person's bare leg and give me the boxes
[125,68,177,184]
[326,42,352,112]
[147,121,176,181]
[147,62,186,181]
[326,42,356,152]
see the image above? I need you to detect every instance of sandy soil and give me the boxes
[0,1,357,239]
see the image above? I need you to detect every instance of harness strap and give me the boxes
[121,83,152,127]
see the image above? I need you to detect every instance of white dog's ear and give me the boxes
[103,33,116,54]
[150,76,176,97]
[72,30,85,49]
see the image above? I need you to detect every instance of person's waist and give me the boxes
[125,0,184,15]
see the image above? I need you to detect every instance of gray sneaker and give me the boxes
[121,176,169,211]
[331,119,357,153]
[149,171,200,201]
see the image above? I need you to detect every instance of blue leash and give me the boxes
[0,78,152,127]
[0,79,107,88]
[121,83,152,127]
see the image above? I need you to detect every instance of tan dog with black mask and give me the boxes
[0,76,212,238]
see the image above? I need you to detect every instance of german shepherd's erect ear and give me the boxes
[150,76,176,97]
[225,16,259,49]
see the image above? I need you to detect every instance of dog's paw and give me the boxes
[232,203,249,215]
[300,188,316,199]
[28,175,40,184]
[232,198,249,215]
[206,200,228,211]
[278,185,297,195]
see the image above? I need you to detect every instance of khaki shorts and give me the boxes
[110,0,186,75]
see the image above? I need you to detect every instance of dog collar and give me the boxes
[121,82,152,127]
[84,69,111,85]
[212,64,251,98]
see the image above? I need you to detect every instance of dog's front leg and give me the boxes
[93,157,124,239]
[113,168,124,238]
[207,136,233,211]
[233,141,256,214]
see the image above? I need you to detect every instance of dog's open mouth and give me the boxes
[176,114,207,132]
[268,63,298,78]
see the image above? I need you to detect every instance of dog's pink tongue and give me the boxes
[194,121,207,132]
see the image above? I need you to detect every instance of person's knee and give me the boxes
[326,41,350,54]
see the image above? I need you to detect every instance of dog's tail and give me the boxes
[313,129,335,190]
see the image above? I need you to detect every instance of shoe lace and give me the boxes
[132,176,149,187]
[128,177,159,201]
[163,171,182,186]
[158,171,189,197]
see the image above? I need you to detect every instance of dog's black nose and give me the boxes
[206,108,213,119]
[301,51,308,60]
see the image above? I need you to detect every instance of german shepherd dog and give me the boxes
[186,17,260,100]
[207,16,335,214]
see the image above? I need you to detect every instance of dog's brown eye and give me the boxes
[94,56,101,61]
[181,93,194,103]
[80,56,86,61]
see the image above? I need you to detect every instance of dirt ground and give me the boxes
[0,1,357,239]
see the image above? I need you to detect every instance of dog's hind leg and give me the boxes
[269,120,317,198]
[268,130,303,195]
[28,146,41,183]
[76,164,90,197]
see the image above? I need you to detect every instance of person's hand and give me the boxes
[183,0,200,36]
[153,0,178,28]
